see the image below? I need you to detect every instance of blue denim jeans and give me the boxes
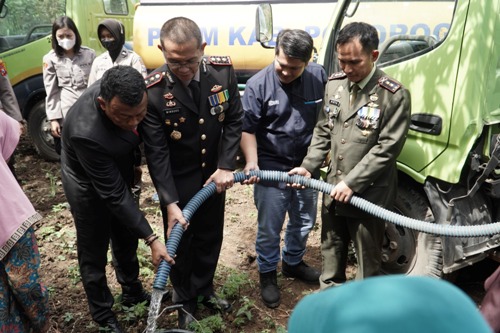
[254,183,318,273]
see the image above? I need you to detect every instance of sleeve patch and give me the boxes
[208,56,232,66]
[378,76,401,93]
[328,71,347,80]
[145,72,164,88]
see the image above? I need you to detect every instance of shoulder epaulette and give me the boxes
[378,76,401,93]
[207,56,232,66]
[145,72,164,88]
[328,71,347,80]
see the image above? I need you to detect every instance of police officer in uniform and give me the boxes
[87,19,147,86]
[139,17,243,329]
[290,22,411,288]
[43,16,95,154]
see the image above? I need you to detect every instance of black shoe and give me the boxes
[122,288,151,307]
[282,260,320,284]
[178,299,197,330]
[260,270,280,308]
[97,316,124,333]
[201,294,232,312]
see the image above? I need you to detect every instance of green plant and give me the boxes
[63,311,74,323]
[218,268,254,300]
[52,202,69,213]
[119,301,149,323]
[233,296,254,327]
[188,313,226,333]
[45,170,58,197]
[67,264,81,285]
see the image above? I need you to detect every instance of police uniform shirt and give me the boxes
[0,60,22,121]
[87,47,147,87]
[242,62,327,172]
[42,46,96,121]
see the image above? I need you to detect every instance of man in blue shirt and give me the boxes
[240,29,327,308]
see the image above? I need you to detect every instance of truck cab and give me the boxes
[0,0,138,161]
[259,0,500,277]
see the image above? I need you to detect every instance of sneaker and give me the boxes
[282,260,320,285]
[260,270,280,308]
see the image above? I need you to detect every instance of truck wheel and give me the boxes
[27,100,59,161]
[380,186,443,277]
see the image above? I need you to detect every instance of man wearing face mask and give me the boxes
[87,19,147,86]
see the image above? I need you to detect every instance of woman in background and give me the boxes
[87,18,147,86]
[0,111,49,332]
[42,16,95,154]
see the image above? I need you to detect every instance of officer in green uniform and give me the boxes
[290,22,411,289]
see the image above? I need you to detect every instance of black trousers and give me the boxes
[71,198,142,322]
[163,192,225,303]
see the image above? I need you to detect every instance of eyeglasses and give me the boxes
[167,59,200,69]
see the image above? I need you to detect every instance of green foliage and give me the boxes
[67,264,81,285]
[233,296,254,327]
[120,301,149,323]
[188,313,226,333]
[218,268,254,300]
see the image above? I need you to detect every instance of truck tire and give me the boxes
[27,100,59,161]
[380,186,444,277]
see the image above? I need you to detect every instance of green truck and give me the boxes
[0,0,138,161]
[258,0,500,277]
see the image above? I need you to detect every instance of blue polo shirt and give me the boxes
[242,62,327,172]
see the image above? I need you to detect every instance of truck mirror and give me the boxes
[255,3,273,48]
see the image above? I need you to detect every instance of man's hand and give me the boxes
[330,180,353,203]
[166,203,188,238]
[242,161,259,185]
[205,169,234,193]
[288,167,312,189]
[149,239,174,266]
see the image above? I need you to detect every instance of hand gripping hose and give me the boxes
[152,170,500,291]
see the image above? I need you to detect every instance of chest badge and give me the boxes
[170,130,182,140]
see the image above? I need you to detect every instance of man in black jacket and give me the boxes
[61,65,172,333]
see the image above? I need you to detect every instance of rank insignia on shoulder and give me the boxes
[378,76,402,93]
[328,71,347,80]
[208,56,232,65]
[145,72,164,88]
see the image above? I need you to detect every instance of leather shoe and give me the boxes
[97,316,124,333]
[178,299,197,330]
[201,294,232,312]
[282,260,320,285]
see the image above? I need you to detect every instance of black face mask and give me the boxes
[101,39,120,51]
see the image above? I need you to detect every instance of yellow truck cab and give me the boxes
[0,0,138,161]
[133,0,336,85]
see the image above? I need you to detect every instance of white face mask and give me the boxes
[57,38,75,51]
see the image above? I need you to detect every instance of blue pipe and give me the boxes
[152,170,500,290]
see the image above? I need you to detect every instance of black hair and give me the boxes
[160,16,203,49]
[275,29,314,63]
[100,66,146,106]
[336,22,379,54]
[51,16,82,57]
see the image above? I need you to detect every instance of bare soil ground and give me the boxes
[13,133,495,333]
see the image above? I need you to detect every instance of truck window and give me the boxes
[0,0,64,52]
[329,0,455,72]
[103,0,130,15]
